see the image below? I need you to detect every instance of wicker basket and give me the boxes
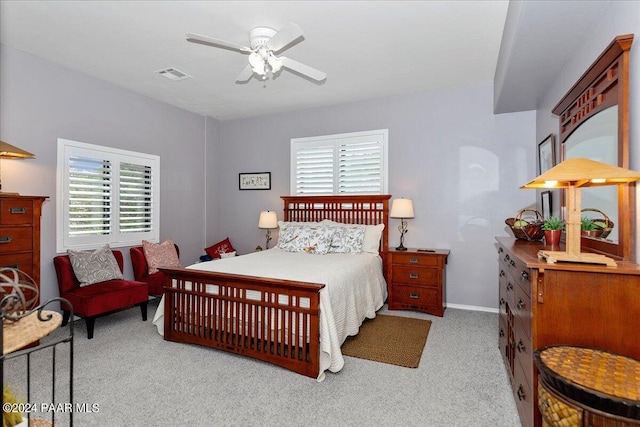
[505,208,545,241]
[581,208,614,239]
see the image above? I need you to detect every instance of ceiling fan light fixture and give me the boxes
[248,52,266,75]
[268,54,284,73]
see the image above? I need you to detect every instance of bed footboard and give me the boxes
[160,267,324,378]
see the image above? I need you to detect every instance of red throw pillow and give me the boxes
[205,237,235,259]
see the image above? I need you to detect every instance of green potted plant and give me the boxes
[581,216,598,237]
[543,216,564,245]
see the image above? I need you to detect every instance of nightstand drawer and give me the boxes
[392,284,439,307]
[391,265,438,286]
[392,253,439,266]
[0,227,33,253]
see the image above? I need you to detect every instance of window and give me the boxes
[56,138,160,251]
[291,129,388,195]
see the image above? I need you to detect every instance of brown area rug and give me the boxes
[341,314,432,368]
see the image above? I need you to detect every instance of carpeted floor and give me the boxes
[341,314,431,368]
[4,300,521,427]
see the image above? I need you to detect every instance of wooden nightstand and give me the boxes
[386,248,450,317]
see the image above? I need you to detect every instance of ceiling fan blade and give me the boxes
[266,22,304,53]
[235,64,254,82]
[186,33,252,53]
[281,57,326,82]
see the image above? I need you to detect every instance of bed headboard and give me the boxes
[281,195,392,253]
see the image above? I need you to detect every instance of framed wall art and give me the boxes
[239,172,271,190]
[538,133,556,174]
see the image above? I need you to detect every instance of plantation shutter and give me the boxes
[57,138,160,251]
[338,139,382,194]
[119,162,153,233]
[294,142,335,194]
[291,129,387,195]
[68,155,112,236]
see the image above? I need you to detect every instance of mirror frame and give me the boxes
[552,34,634,261]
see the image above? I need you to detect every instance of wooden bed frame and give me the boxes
[160,195,390,378]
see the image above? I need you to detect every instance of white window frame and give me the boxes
[290,129,388,195]
[56,138,160,252]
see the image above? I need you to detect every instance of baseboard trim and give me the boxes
[447,303,498,314]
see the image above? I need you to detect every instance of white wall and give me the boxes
[0,45,211,303]
[211,81,536,310]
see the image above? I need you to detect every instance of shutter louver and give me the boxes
[295,144,335,194]
[68,155,112,236]
[338,140,382,194]
[120,162,153,233]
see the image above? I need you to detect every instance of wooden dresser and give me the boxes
[496,236,640,427]
[0,195,47,302]
[386,248,449,316]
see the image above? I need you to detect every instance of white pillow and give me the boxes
[328,225,365,253]
[278,225,335,254]
[322,220,384,253]
[220,251,236,258]
[276,221,320,247]
[362,223,385,253]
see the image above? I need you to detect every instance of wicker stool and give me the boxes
[533,346,640,426]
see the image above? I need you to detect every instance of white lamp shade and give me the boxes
[390,198,415,218]
[258,211,278,229]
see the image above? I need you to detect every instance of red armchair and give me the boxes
[53,250,148,339]
[130,244,179,296]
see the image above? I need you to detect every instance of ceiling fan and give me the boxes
[186,22,326,83]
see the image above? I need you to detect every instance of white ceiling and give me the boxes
[0,1,614,121]
[0,0,510,121]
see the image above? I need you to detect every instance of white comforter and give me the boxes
[152,248,387,381]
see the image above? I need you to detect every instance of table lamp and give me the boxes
[390,198,414,251]
[521,157,640,267]
[0,141,35,194]
[258,210,278,249]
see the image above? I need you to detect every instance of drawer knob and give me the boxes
[517,340,526,353]
[517,385,526,401]
[507,282,513,291]
[499,297,505,306]
[409,272,419,279]
[409,258,419,264]
[509,260,516,267]
[499,328,505,337]
[0,236,13,244]
[504,254,510,262]
[517,298,525,310]
[521,271,529,281]
[9,207,27,214]
[500,270,505,277]
[498,247,504,254]
[409,292,419,299]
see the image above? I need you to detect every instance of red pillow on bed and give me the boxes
[205,238,235,259]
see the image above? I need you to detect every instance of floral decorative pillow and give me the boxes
[328,225,366,253]
[143,238,181,274]
[278,225,335,254]
[205,237,235,259]
[68,244,123,287]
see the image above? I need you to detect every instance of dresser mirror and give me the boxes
[553,34,634,261]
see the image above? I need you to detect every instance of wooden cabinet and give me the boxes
[496,237,640,427]
[386,248,449,316]
[0,195,46,302]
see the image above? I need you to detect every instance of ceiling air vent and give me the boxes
[156,67,191,81]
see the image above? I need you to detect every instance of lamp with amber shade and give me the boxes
[521,157,640,267]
